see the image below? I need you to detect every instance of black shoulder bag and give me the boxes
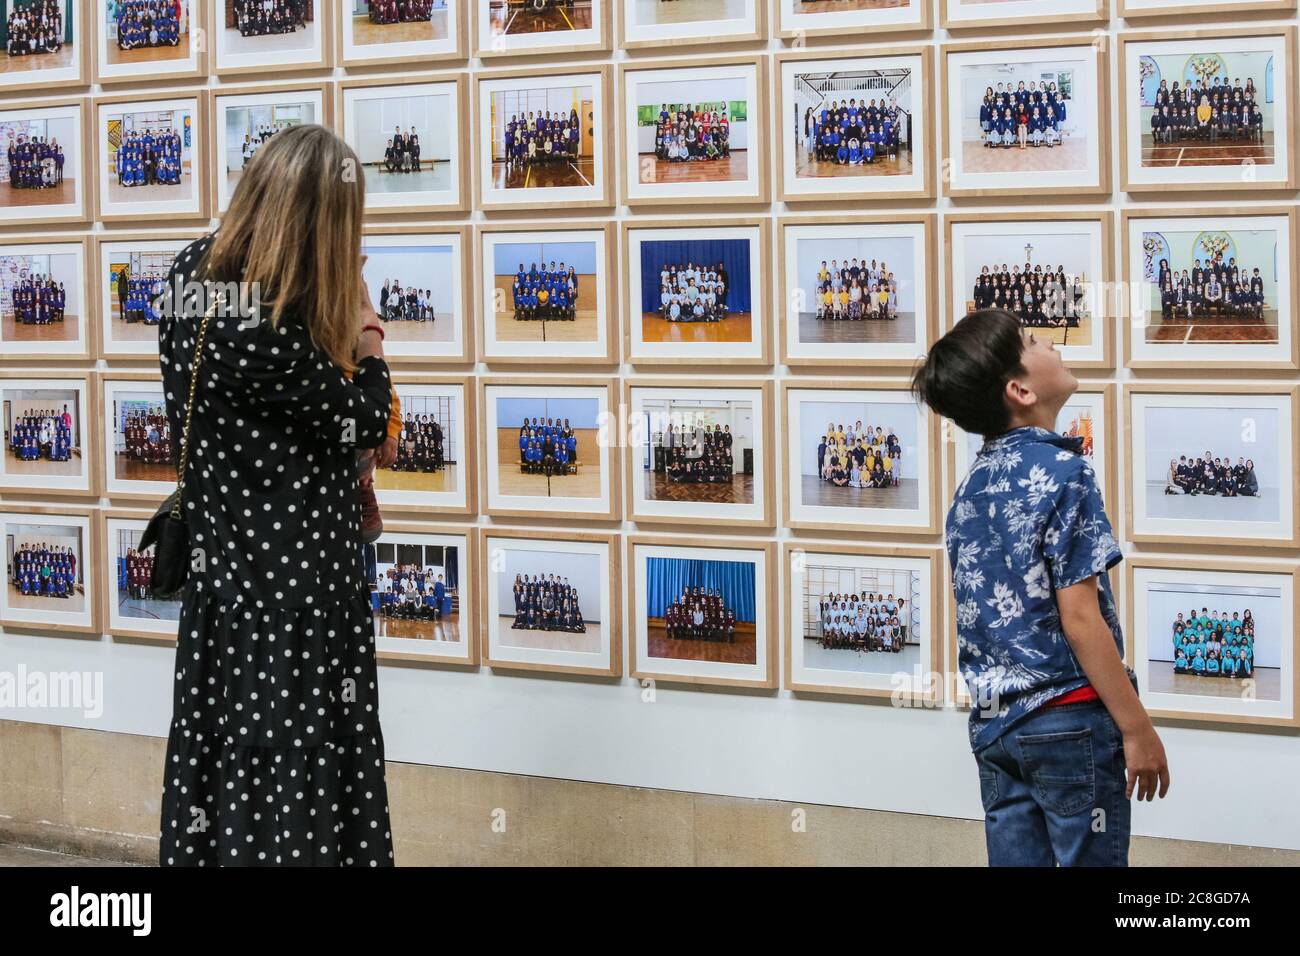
[138,292,221,600]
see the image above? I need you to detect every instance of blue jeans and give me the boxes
[975,700,1130,867]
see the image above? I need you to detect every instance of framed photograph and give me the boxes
[1125,383,1299,549]
[1120,28,1296,193]
[784,542,941,704]
[100,373,171,503]
[624,378,774,529]
[947,212,1114,368]
[100,508,179,644]
[1119,0,1296,20]
[619,0,764,51]
[477,221,616,365]
[474,0,609,58]
[211,82,331,215]
[947,383,1118,521]
[480,377,619,521]
[0,235,91,362]
[0,98,89,227]
[0,372,95,498]
[1127,557,1298,728]
[628,535,776,690]
[339,0,463,67]
[782,380,940,535]
[371,524,475,667]
[479,528,619,677]
[776,0,930,39]
[95,0,203,85]
[95,92,207,224]
[941,0,1107,30]
[375,376,474,516]
[94,233,199,361]
[778,214,935,369]
[620,56,768,206]
[0,505,96,635]
[941,38,1109,198]
[363,226,471,365]
[777,48,933,203]
[339,75,467,215]
[475,65,612,212]
[0,0,88,94]
[623,218,770,366]
[214,0,330,76]
[1122,207,1297,369]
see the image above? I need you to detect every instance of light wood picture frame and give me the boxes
[476,220,617,366]
[0,0,90,95]
[0,96,91,228]
[479,375,621,522]
[940,36,1111,199]
[1124,382,1300,549]
[774,45,936,204]
[473,0,611,59]
[621,216,772,367]
[378,373,476,517]
[1119,0,1296,20]
[92,89,209,225]
[94,0,207,86]
[778,212,937,369]
[618,0,766,51]
[0,369,98,499]
[0,234,94,363]
[1125,555,1299,729]
[339,0,466,67]
[373,521,478,668]
[776,0,932,40]
[619,54,770,207]
[99,370,171,504]
[623,377,776,530]
[473,63,614,212]
[338,72,470,216]
[1118,27,1298,194]
[478,527,622,678]
[782,541,944,706]
[212,0,333,77]
[627,533,777,690]
[363,223,474,366]
[1120,205,1298,370]
[99,507,179,645]
[945,210,1116,369]
[941,0,1108,31]
[781,378,942,537]
[93,231,205,362]
[0,503,99,636]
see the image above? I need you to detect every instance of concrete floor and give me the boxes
[0,843,132,867]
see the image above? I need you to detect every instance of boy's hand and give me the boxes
[1123,724,1170,802]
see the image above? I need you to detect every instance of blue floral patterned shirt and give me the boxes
[947,425,1130,753]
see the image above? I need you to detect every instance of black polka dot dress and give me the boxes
[157,235,395,867]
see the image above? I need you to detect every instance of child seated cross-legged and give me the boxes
[912,308,1170,867]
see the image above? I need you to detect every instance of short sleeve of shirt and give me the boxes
[1042,462,1123,591]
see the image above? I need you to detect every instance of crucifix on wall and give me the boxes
[1024,242,1034,264]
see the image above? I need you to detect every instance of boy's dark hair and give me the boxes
[911,309,1026,438]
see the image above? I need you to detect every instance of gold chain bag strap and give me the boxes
[139,290,224,599]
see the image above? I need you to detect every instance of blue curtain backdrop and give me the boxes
[639,239,751,314]
[646,557,756,623]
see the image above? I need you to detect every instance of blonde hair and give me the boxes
[200,124,364,371]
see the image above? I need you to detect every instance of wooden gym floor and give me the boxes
[375,612,461,643]
[961,139,1088,174]
[1148,664,1280,700]
[492,273,599,343]
[801,474,920,510]
[798,0,908,11]
[495,427,602,499]
[0,179,76,208]
[7,582,85,615]
[1141,133,1275,169]
[646,620,757,665]
[797,311,916,346]
[374,463,458,494]
[962,305,1096,349]
[641,311,753,344]
[114,454,172,484]
[795,152,912,180]
[108,311,160,346]
[489,3,593,37]
[497,615,603,653]
[351,13,447,45]
[0,45,76,74]
[1141,308,1279,346]
[1,312,80,344]
[3,453,81,478]
[632,0,748,26]
[637,151,748,185]
[645,469,753,505]
[489,158,595,191]
[104,175,192,207]
[104,36,191,66]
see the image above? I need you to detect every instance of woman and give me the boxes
[156,125,394,867]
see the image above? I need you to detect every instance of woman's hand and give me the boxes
[356,255,384,361]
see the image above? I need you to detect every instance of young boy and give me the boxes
[912,308,1170,867]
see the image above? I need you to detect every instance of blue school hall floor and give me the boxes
[1145,481,1279,523]
[117,590,181,623]
[800,637,921,675]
